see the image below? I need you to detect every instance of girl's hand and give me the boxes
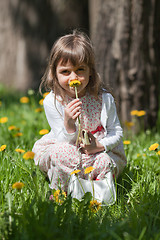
[80,131,105,155]
[64,98,82,133]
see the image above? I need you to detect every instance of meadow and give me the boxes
[0,83,160,240]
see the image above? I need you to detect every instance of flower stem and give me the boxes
[75,86,81,146]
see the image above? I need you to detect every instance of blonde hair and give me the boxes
[40,30,102,100]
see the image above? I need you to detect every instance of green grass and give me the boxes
[0,83,160,240]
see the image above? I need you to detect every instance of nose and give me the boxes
[70,71,78,80]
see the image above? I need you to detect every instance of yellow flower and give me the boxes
[8,125,17,131]
[84,166,95,174]
[124,121,134,129]
[136,110,146,117]
[15,149,25,153]
[156,151,160,156]
[123,140,131,145]
[0,117,8,123]
[13,132,23,137]
[20,96,29,103]
[130,110,139,116]
[12,182,24,190]
[39,99,44,105]
[70,169,81,175]
[35,108,43,113]
[89,200,101,213]
[137,153,141,157]
[0,145,6,152]
[53,189,66,204]
[23,151,35,160]
[43,92,50,98]
[39,129,49,135]
[149,143,159,151]
[69,80,81,87]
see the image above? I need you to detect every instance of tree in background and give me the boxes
[89,0,160,128]
[0,0,88,90]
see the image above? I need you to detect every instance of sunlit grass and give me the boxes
[0,83,160,239]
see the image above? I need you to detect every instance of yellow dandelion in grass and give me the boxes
[130,110,139,116]
[53,189,66,204]
[35,108,43,113]
[23,151,35,160]
[12,182,24,190]
[8,125,17,131]
[15,149,25,153]
[123,140,131,145]
[70,169,81,175]
[20,96,29,103]
[156,151,160,156]
[14,132,23,137]
[0,145,6,152]
[89,200,101,213]
[39,129,49,135]
[84,166,95,174]
[69,80,81,87]
[0,117,8,123]
[39,99,44,105]
[124,121,134,129]
[136,110,146,117]
[149,143,159,151]
[43,92,50,98]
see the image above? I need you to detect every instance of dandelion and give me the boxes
[130,110,139,116]
[69,80,81,87]
[123,140,131,145]
[0,117,8,123]
[39,99,44,105]
[43,92,50,98]
[70,169,81,175]
[149,143,159,151]
[89,200,101,213]
[124,121,134,129]
[12,182,24,190]
[68,80,81,145]
[20,96,29,103]
[53,189,66,204]
[35,108,43,113]
[156,151,160,156]
[0,145,6,152]
[136,110,146,117]
[84,166,95,174]
[13,132,23,137]
[8,125,17,131]
[15,149,25,153]
[23,151,35,160]
[39,129,49,135]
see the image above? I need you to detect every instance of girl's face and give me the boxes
[56,60,90,98]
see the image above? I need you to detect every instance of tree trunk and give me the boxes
[0,0,89,91]
[89,0,160,128]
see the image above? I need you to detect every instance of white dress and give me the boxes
[32,91,127,191]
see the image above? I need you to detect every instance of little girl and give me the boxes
[32,30,127,192]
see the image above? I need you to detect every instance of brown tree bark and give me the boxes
[89,0,160,128]
[0,0,89,91]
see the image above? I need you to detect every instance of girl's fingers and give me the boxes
[67,98,81,108]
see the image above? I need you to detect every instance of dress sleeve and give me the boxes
[99,93,123,152]
[43,92,78,144]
